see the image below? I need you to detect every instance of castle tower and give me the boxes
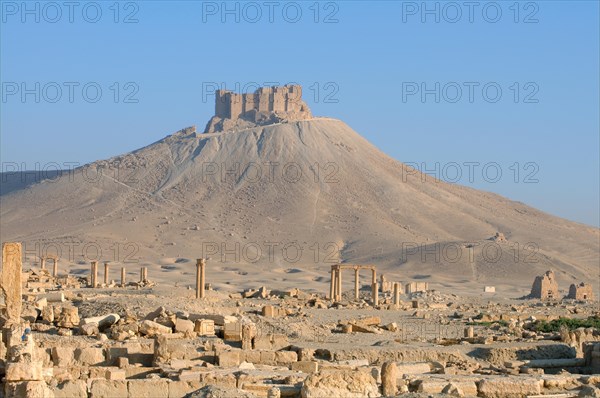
[286,85,303,112]
[215,90,230,119]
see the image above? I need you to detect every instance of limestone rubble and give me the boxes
[1,247,600,397]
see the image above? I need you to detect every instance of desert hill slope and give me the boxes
[1,118,598,296]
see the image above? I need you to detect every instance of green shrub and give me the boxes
[534,317,600,333]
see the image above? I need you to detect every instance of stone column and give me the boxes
[1,242,22,324]
[372,282,379,306]
[196,258,206,299]
[52,258,58,277]
[140,267,148,283]
[337,267,342,301]
[380,274,386,292]
[103,262,110,285]
[90,261,98,288]
[329,266,336,301]
[381,361,398,396]
[354,268,360,300]
[40,256,46,270]
[393,282,400,308]
[121,267,126,287]
[371,268,377,285]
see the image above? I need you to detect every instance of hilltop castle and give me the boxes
[204,85,312,133]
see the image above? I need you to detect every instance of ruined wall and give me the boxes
[567,283,595,300]
[405,282,429,294]
[530,270,559,299]
[215,85,304,120]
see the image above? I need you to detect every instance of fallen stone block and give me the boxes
[354,316,381,327]
[5,361,43,381]
[128,379,169,397]
[350,324,382,334]
[42,291,65,302]
[254,336,272,350]
[190,314,236,326]
[396,362,432,375]
[223,321,242,342]
[175,318,195,334]
[275,350,298,365]
[218,351,241,367]
[194,319,215,336]
[140,320,172,336]
[57,307,80,328]
[81,322,100,336]
[4,381,52,398]
[291,360,319,373]
[301,369,379,398]
[478,377,542,398]
[75,347,105,366]
[89,380,128,398]
[50,380,87,398]
[52,346,75,367]
[117,357,129,368]
[417,379,478,396]
[178,369,202,382]
[105,368,126,380]
[261,350,278,365]
[82,314,120,330]
[168,380,203,398]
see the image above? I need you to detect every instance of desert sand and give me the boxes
[0,116,598,298]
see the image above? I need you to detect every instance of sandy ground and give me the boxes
[1,119,598,298]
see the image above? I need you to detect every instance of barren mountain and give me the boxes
[1,118,598,296]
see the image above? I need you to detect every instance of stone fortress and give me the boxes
[204,85,313,133]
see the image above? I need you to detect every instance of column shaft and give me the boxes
[337,268,342,301]
[200,259,206,298]
[354,268,360,300]
[91,261,98,288]
[104,262,109,285]
[372,282,379,306]
[393,282,400,308]
[329,267,336,300]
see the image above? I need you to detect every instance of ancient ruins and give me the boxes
[204,85,313,133]
[568,283,595,301]
[1,243,600,397]
[530,270,560,300]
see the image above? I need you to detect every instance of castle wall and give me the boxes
[273,87,286,113]
[230,93,242,121]
[287,85,302,112]
[215,90,230,119]
[257,87,271,113]
[214,85,305,122]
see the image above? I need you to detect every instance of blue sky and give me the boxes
[1,0,599,226]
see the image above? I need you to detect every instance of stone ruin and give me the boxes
[568,282,595,300]
[2,242,600,397]
[530,270,560,299]
[204,85,313,133]
[529,271,595,301]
